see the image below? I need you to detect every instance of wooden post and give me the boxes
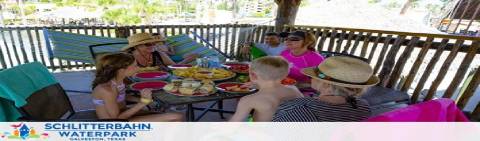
[34,27,48,67]
[425,40,464,101]
[274,0,302,32]
[373,35,393,74]
[410,39,448,103]
[115,27,129,38]
[378,35,406,86]
[401,37,435,92]
[456,67,480,109]
[443,41,480,98]
[367,33,382,63]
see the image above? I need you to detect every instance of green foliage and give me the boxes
[368,0,381,4]
[386,1,402,9]
[24,5,37,16]
[252,12,265,18]
[217,1,228,10]
[300,0,309,7]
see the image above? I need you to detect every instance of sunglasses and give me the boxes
[143,43,156,47]
[285,37,303,41]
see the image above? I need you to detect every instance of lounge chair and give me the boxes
[43,29,127,64]
[44,29,229,64]
[0,62,110,121]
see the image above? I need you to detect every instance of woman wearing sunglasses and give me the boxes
[280,31,325,84]
[122,33,177,71]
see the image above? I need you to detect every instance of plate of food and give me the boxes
[133,71,170,81]
[163,79,216,97]
[223,62,249,74]
[137,66,160,72]
[281,77,297,85]
[168,64,193,69]
[216,82,256,94]
[172,67,236,81]
[129,81,168,91]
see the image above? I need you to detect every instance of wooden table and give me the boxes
[152,89,255,121]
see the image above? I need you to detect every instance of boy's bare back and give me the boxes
[236,85,303,122]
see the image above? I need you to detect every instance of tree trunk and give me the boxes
[275,0,302,32]
[400,0,414,15]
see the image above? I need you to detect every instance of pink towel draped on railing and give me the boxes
[367,98,469,122]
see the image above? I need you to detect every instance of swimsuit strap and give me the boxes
[111,80,126,102]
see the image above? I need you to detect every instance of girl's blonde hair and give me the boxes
[250,56,290,80]
[303,32,317,51]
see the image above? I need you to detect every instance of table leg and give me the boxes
[187,104,195,121]
[218,100,225,119]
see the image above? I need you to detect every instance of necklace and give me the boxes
[136,51,152,66]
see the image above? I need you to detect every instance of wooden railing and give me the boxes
[280,25,480,118]
[1,24,479,119]
[0,24,258,71]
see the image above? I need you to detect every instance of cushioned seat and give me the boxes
[360,86,410,106]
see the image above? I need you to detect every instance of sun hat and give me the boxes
[121,33,162,51]
[152,32,167,41]
[279,30,307,38]
[301,56,379,88]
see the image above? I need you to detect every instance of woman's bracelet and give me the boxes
[140,98,153,105]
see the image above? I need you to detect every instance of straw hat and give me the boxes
[121,33,162,51]
[152,32,167,41]
[301,56,379,88]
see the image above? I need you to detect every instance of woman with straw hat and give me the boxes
[272,56,377,122]
[122,33,177,71]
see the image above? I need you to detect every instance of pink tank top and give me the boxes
[281,49,325,83]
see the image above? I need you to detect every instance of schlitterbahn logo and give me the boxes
[0,123,49,140]
[44,123,152,141]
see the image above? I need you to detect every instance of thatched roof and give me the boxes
[453,0,480,20]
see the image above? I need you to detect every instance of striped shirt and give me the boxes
[272,97,371,122]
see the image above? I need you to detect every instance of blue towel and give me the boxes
[0,62,58,121]
[0,86,22,121]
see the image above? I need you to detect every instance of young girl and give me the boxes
[91,52,183,121]
[280,31,325,83]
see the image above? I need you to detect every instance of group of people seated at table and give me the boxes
[90,30,378,122]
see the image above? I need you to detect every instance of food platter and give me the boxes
[281,77,297,85]
[222,62,249,74]
[172,67,236,81]
[163,79,217,97]
[216,82,256,94]
[166,89,216,97]
[137,66,160,72]
[168,64,193,69]
[129,81,168,91]
[132,71,170,81]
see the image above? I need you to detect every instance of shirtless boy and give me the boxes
[229,56,304,122]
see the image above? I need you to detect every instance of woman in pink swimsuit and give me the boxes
[91,52,183,121]
[280,31,325,83]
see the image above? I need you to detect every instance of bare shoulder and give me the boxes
[92,83,115,99]
[240,92,265,104]
[283,85,304,98]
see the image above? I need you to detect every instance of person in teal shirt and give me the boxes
[240,32,286,59]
